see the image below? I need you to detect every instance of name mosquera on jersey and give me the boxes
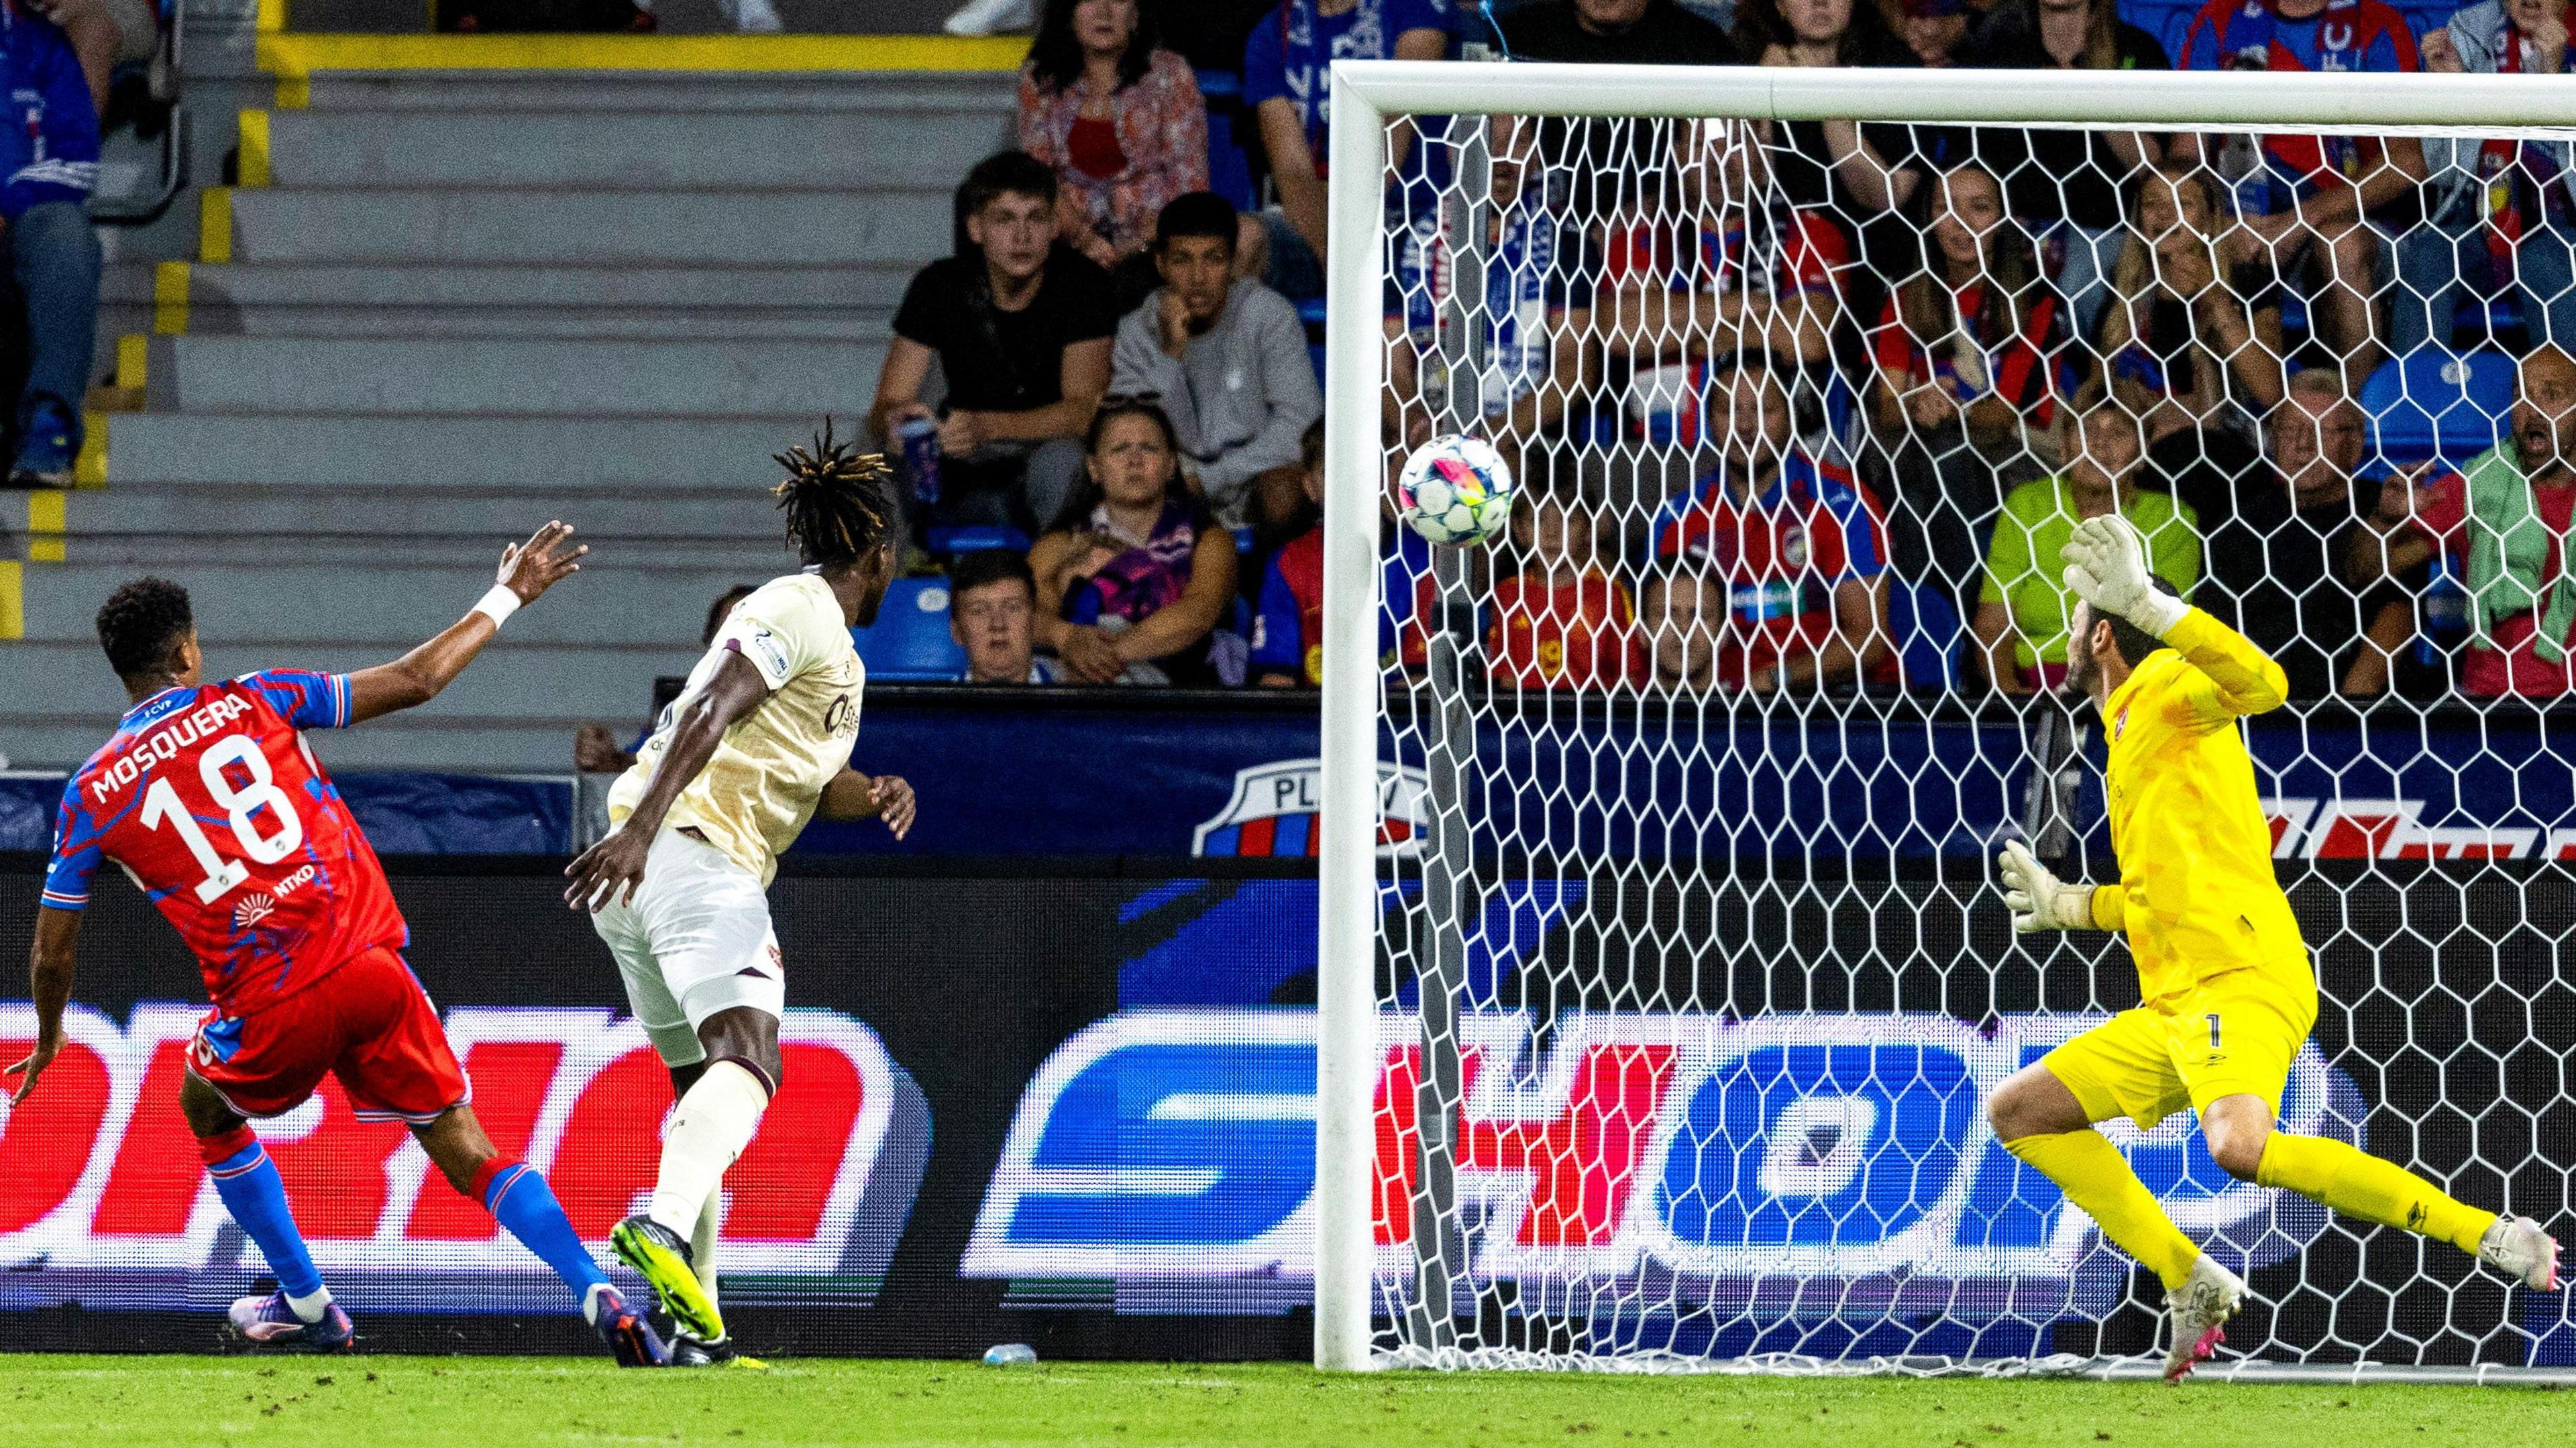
[79,692,258,807]
[44,671,406,1017]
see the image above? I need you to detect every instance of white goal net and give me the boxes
[1313,62,2576,1380]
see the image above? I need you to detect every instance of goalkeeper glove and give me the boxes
[2059,514,2189,638]
[1996,841,2096,933]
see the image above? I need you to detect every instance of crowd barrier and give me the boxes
[13,691,2576,862]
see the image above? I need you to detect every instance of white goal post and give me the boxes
[1314,61,2576,1377]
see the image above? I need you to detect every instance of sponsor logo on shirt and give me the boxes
[230,862,319,930]
[748,628,793,679]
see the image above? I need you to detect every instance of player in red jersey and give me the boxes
[6,524,668,1366]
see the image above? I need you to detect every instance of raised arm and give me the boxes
[345,522,586,724]
[7,907,84,1103]
[563,649,773,910]
[2162,605,2290,720]
[2060,512,2286,720]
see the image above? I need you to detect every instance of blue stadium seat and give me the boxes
[851,576,967,681]
[2361,348,2517,469]
[924,524,1031,557]
[2116,0,2200,60]
[1197,69,1261,216]
[1888,579,1964,692]
[2400,1,2454,40]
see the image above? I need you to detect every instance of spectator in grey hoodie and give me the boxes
[1112,191,1323,535]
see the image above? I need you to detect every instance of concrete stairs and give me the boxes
[3,34,1019,773]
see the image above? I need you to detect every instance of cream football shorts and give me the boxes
[590,827,786,1066]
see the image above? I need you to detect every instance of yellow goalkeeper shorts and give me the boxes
[2043,968,2319,1130]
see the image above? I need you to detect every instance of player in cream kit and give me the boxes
[564,432,916,1367]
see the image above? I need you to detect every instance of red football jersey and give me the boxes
[42,671,407,1017]
[1487,571,1642,690]
[1652,451,1896,688]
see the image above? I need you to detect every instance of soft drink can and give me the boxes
[897,416,943,506]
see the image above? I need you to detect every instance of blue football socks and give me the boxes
[203,1130,325,1304]
[480,1161,614,1318]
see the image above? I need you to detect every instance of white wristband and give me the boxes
[472,584,522,628]
[2128,589,2191,641]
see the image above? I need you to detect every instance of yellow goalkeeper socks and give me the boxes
[2255,1133,2497,1254]
[2004,1130,2202,1292]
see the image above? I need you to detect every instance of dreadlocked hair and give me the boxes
[771,419,896,570]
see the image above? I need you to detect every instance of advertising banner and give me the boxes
[1,857,2566,1366]
[11,698,2576,861]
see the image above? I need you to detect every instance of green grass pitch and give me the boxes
[7,1356,2575,1447]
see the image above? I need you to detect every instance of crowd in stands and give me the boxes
[837,0,2576,708]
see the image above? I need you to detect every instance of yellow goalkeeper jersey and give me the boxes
[2084,607,2313,1010]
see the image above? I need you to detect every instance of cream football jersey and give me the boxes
[608,571,864,885]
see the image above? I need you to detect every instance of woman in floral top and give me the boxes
[1017,0,1210,292]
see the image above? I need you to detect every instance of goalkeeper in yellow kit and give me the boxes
[1987,514,2560,1382]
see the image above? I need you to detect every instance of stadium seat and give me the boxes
[1887,579,1964,692]
[2114,0,2200,60]
[2400,1,2455,40]
[850,577,967,681]
[2361,348,2518,470]
[1197,70,1261,216]
[924,524,1031,557]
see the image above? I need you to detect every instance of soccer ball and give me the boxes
[1397,435,1515,547]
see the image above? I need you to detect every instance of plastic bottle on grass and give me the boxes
[983,1343,1037,1367]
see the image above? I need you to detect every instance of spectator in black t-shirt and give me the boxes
[1502,0,1741,62]
[1960,0,2171,345]
[2200,369,2416,697]
[873,151,1120,536]
[1501,0,1742,220]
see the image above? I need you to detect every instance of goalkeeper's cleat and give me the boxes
[227,1292,355,1351]
[673,1333,768,1370]
[610,1214,725,1343]
[585,1284,672,1368]
[2161,1254,2246,1383]
[2478,1216,2561,1291]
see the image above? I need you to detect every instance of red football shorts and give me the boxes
[186,946,470,1123]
